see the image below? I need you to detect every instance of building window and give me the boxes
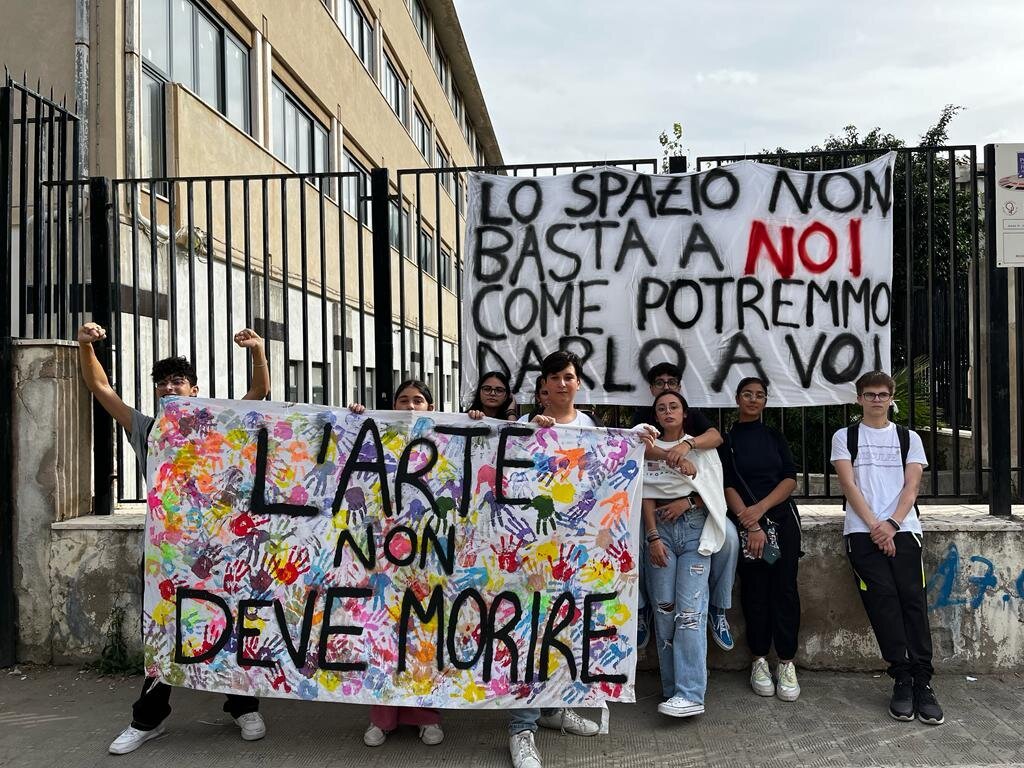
[418,228,434,276]
[435,145,452,194]
[452,85,464,126]
[311,362,327,404]
[342,152,371,226]
[383,56,407,124]
[354,367,375,406]
[140,70,166,178]
[439,244,453,290]
[411,0,429,46]
[389,201,411,256]
[141,0,249,133]
[271,79,329,179]
[341,0,374,74]
[433,42,450,96]
[413,110,430,160]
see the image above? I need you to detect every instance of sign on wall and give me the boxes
[991,143,1024,267]
[143,398,644,708]
[462,155,896,406]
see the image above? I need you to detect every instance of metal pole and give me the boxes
[370,168,394,408]
[0,84,16,667]
[89,177,114,515]
[983,144,1012,515]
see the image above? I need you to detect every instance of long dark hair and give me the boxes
[393,378,433,407]
[468,370,514,415]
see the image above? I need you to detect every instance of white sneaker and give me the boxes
[657,696,705,718]
[536,708,599,736]
[776,661,801,701]
[108,724,166,755]
[750,657,775,697]
[510,730,543,768]
[419,723,444,745]
[233,712,266,741]
[363,724,387,747]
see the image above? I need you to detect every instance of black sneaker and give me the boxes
[889,678,914,721]
[914,682,945,725]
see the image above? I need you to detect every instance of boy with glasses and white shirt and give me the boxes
[831,370,943,726]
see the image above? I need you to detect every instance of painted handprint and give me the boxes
[607,541,635,573]
[274,547,311,585]
[608,459,639,489]
[530,495,557,536]
[491,535,525,572]
[598,491,630,529]
[222,560,252,595]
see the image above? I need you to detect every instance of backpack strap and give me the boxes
[847,421,860,466]
[896,424,910,468]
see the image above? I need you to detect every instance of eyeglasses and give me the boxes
[861,391,893,402]
[480,386,507,395]
[652,378,680,390]
[740,391,767,401]
[156,376,191,388]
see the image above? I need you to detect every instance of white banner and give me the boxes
[462,154,895,406]
[143,398,644,709]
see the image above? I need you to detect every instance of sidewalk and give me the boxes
[1,666,1022,767]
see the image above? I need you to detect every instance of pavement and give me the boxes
[2,666,1023,768]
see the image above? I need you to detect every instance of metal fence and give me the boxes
[2,77,1020,523]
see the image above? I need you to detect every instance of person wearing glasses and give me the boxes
[630,362,738,654]
[467,371,518,420]
[721,377,801,701]
[77,323,271,755]
[830,371,943,726]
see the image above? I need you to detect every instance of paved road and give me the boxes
[1,666,1022,767]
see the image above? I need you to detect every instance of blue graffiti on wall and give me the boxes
[927,543,1022,611]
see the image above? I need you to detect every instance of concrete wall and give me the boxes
[41,506,1024,672]
[10,341,93,663]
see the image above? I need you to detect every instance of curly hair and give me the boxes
[151,356,198,386]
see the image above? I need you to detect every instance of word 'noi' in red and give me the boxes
[745,219,863,279]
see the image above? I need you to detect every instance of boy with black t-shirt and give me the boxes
[831,370,943,726]
[77,322,272,754]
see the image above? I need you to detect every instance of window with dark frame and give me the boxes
[418,228,434,276]
[413,110,430,160]
[343,152,372,227]
[140,0,251,178]
[341,0,375,75]
[389,201,411,256]
[435,145,452,194]
[439,244,453,290]
[433,42,450,97]
[271,79,330,185]
[383,56,407,124]
[411,0,429,46]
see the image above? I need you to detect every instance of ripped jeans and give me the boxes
[647,508,710,703]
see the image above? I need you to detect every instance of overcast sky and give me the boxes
[455,0,1024,166]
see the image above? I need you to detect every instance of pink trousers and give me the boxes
[369,705,441,731]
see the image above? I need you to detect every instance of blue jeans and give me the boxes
[508,708,559,735]
[648,509,710,703]
[709,519,739,611]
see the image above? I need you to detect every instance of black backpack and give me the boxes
[843,421,921,516]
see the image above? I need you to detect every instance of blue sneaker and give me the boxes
[708,607,734,651]
[637,604,651,650]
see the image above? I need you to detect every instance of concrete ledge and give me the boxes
[43,507,1024,672]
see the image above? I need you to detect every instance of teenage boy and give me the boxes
[511,350,601,768]
[831,370,943,726]
[77,322,272,754]
[630,362,738,653]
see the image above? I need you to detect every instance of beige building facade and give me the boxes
[3,0,504,500]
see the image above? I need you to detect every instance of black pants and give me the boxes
[738,508,801,659]
[846,532,934,683]
[131,676,259,730]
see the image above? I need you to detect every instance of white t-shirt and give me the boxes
[642,437,699,500]
[830,422,927,536]
[516,410,598,427]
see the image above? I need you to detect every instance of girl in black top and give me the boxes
[722,377,801,702]
[466,370,517,420]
